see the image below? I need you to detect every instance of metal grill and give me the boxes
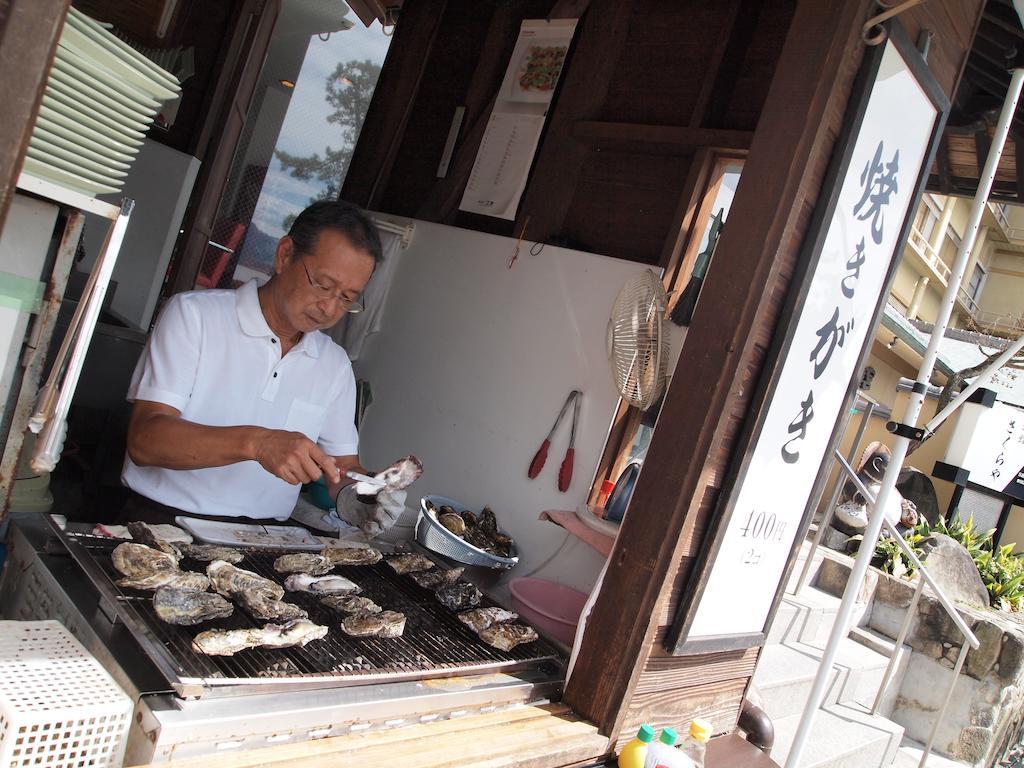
[57,529,562,699]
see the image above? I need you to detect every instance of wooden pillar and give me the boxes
[0,0,70,234]
[563,0,878,738]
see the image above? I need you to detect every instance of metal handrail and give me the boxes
[833,452,979,649]
[832,451,978,768]
[794,402,876,593]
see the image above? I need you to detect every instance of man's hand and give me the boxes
[254,430,342,486]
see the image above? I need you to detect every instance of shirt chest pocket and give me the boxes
[285,399,327,441]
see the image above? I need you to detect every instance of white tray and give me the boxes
[174,516,324,550]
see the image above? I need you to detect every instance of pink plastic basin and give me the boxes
[509,577,588,646]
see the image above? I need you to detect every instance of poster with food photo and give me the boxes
[499,20,576,105]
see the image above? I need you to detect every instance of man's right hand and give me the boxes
[253,429,342,486]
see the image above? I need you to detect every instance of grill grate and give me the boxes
[60,532,562,697]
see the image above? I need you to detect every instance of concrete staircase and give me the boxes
[751,542,912,768]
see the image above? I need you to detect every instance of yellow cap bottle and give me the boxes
[618,724,655,768]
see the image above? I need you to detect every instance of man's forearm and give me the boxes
[128,413,265,470]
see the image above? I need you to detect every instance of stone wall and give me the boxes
[815,553,1024,765]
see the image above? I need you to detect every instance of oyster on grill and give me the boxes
[386,553,435,575]
[322,546,383,566]
[352,455,423,496]
[235,590,308,622]
[179,544,244,564]
[207,560,284,600]
[478,622,538,651]
[284,573,361,595]
[127,521,182,561]
[457,607,519,634]
[153,586,233,625]
[435,581,482,611]
[112,542,209,591]
[321,595,382,615]
[410,567,464,590]
[192,619,328,656]
[339,610,406,638]
[273,553,334,576]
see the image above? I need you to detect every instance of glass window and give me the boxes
[195,12,392,289]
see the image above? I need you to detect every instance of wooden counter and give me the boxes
[135,703,609,768]
[136,702,780,768]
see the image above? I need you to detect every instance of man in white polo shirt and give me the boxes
[121,200,382,523]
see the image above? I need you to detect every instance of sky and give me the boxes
[246,15,392,253]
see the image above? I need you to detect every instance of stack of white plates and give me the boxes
[25,7,180,197]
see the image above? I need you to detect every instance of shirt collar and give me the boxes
[235,279,321,358]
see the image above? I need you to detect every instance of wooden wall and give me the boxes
[343,0,786,265]
[341,0,985,751]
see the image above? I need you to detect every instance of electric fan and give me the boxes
[607,269,669,410]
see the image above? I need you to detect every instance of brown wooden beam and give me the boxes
[169,0,280,296]
[700,0,763,129]
[562,0,873,737]
[0,0,70,234]
[515,0,633,243]
[976,127,992,178]
[342,0,448,210]
[937,133,953,193]
[571,122,753,155]
[1016,137,1024,201]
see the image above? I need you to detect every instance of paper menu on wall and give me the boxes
[459,19,577,220]
[460,113,545,219]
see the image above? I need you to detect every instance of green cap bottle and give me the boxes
[637,724,655,743]
[660,728,678,746]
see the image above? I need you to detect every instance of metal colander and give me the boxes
[416,496,519,570]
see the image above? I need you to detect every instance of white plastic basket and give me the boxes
[0,620,133,768]
[416,495,519,569]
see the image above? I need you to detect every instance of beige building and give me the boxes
[833,193,1024,548]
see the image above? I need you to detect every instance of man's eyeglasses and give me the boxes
[300,259,364,313]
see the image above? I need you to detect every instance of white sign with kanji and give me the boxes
[684,39,940,644]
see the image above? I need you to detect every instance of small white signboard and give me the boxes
[674,29,946,653]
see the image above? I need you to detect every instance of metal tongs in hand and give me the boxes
[527,390,582,492]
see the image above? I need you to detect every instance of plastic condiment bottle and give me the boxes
[618,724,655,768]
[680,718,712,767]
[644,728,681,768]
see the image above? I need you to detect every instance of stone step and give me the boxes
[891,737,973,768]
[767,585,842,646]
[771,702,905,768]
[753,635,894,720]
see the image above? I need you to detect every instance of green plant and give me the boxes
[885,514,1024,611]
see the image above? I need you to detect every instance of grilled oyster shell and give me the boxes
[322,546,383,566]
[339,610,406,638]
[386,553,435,575]
[192,619,327,656]
[457,607,519,634]
[283,573,361,595]
[153,586,233,625]
[435,581,482,611]
[273,552,334,576]
[179,544,244,564]
[410,567,464,590]
[235,590,308,622]
[478,622,539,651]
[207,560,284,600]
[321,595,382,615]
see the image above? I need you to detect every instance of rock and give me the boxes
[999,632,1024,684]
[966,620,1004,680]
[955,726,993,764]
[916,593,975,644]
[897,467,941,526]
[970,702,998,728]
[918,534,991,609]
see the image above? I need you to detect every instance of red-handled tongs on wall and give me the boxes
[528,389,582,492]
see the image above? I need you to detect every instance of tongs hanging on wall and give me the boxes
[527,389,582,492]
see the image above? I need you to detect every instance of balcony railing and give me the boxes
[906,224,951,284]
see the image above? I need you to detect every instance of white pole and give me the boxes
[785,66,1024,768]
